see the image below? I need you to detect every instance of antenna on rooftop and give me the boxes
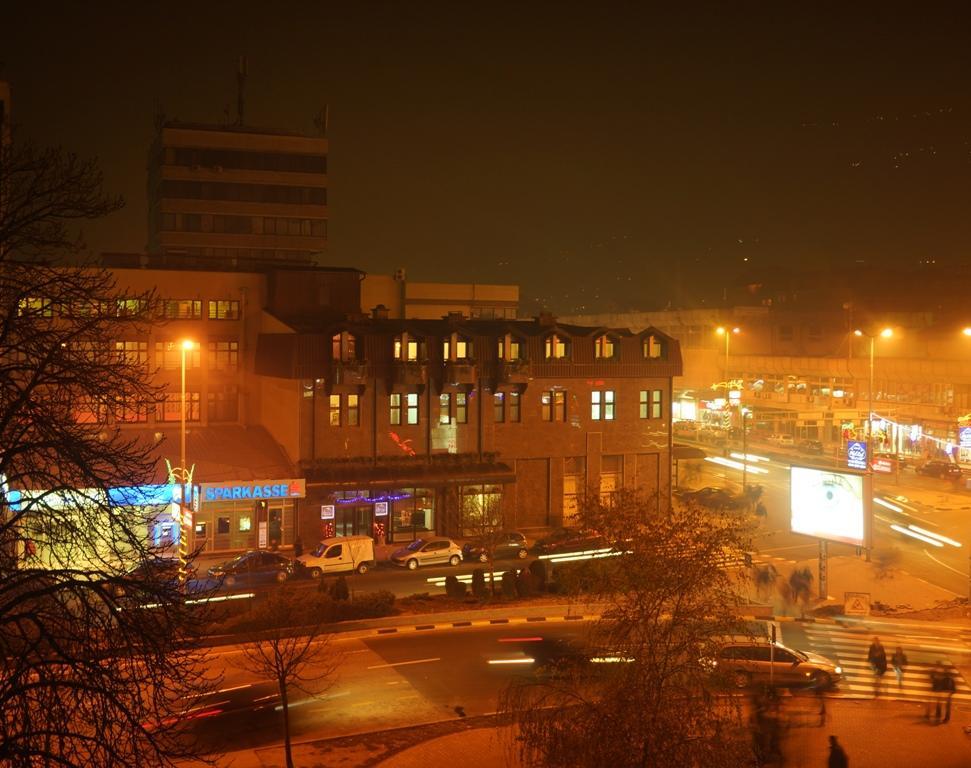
[236,55,247,126]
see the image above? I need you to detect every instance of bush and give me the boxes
[550,559,611,595]
[337,590,396,620]
[516,567,535,598]
[471,568,488,599]
[528,559,548,592]
[330,574,350,601]
[444,574,467,599]
[501,570,518,598]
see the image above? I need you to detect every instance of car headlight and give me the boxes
[835,666,842,675]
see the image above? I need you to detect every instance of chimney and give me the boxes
[371,304,390,320]
[537,311,557,327]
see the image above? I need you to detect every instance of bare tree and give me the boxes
[500,488,757,767]
[461,491,508,595]
[0,139,216,766]
[238,590,341,768]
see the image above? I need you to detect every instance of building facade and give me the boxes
[147,122,328,269]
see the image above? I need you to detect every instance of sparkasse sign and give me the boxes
[199,478,306,503]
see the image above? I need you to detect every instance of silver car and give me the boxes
[390,537,463,570]
[714,640,842,689]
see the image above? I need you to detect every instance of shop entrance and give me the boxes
[335,505,373,537]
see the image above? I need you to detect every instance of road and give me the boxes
[686,437,971,598]
[181,614,971,757]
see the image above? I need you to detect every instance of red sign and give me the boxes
[872,458,894,474]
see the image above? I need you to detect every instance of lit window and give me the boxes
[333,332,357,361]
[161,300,202,320]
[544,334,568,359]
[114,341,148,368]
[156,341,200,370]
[395,336,421,361]
[591,390,615,420]
[542,390,566,422]
[594,335,615,358]
[18,297,53,317]
[641,389,663,419]
[406,393,419,425]
[643,335,664,359]
[456,393,468,424]
[347,394,360,426]
[440,394,451,424]
[390,394,402,425]
[329,394,341,426]
[207,300,240,320]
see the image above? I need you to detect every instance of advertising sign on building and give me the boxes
[374,501,389,517]
[960,426,971,449]
[790,465,866,547]
[872,457,894,474]
[320,504,335,520]
[199,478,306,503]
[846,440,868,471]
[258,521,268,549]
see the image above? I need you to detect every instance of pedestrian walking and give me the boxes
[938,664,956,724]
[891,646,908,689]
[827,735,848,768]
[867,636,887,697]
[926,663,943,721]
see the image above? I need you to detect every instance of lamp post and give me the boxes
[715,326,740,395]
[178,339,196,587]
[853,327,892,563]
[961,328,971,602]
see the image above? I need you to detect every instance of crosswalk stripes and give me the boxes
[801,623,971,701]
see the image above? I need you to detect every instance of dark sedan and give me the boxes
[531,528,606,556]
[462,531,529,563]
[111,557,197,598]
[678,486,743,509]
[917,460,962,479]
[208,550,295,587]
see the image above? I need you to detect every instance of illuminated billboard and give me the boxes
[790,466,866,547]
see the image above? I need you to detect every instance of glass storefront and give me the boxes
[459,484,503,537]
[390,487,435,542]
[194,478,305,553]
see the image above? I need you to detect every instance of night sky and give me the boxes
[3,3,971,314]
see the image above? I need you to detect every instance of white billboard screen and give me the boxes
[789,466,865,547]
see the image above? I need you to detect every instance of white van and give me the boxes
[298,535,375,578]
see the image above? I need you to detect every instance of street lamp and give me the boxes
[178,339,197,586]
[715,326,741,394]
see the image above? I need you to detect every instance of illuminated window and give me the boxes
[18,297,53,317]
[443,337,471,360]
[542,390,567,422]
[439,394,451,424]
[239,516,252,532]
[156,342,200,370]
[159,392,201,422]
[207,300,240,320]
[640,389,662,419]
[643,335,665,359]
[332,332,357,361]
[544,334,569,360]
[208,341,238,370]
[406,393,419,425]
[348,394,360,426]
[161,300,202,319]
[591,390,615,421]
[509,391,521,422]
[116,298,149,317]
[390,394,402,425]
[600,455,623,504]
[114,341,148,368]
[494,392,505,423]
[456,393,468,424]
[394,336,421,361]
[594,335,616,359]
[329,394,341,426]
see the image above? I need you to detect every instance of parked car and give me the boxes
[531,528,606,557]
[111,557,196,598]
[678,486,744,510]
[798,439,824,455]
[766,434,795,447]
[917,460,962,479]
[208,550,296,587]
[462,531,529,563]
[298,535,375,578]
[389,537,463,569]
[712,639,842,690]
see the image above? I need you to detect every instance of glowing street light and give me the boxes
[715,326,741,393]
[178,339,198,587]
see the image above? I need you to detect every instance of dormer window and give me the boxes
[544,333,569,360]
[498,335,523,361]
[594,335,616,359]
[332,331,358,362]
[643,334,665,359]
[443,334,472,361]
[394,334,423,361]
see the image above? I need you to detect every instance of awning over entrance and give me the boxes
[672,444,706,460]
[137,425,296,483]
[305,457,516,489]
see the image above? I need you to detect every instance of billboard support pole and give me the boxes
[818,539,828,599]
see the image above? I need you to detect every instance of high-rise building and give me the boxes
[147,121,328,269]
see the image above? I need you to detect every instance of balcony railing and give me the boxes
[332,360,369,389]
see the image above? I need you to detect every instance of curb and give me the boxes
[344,611,598,640]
